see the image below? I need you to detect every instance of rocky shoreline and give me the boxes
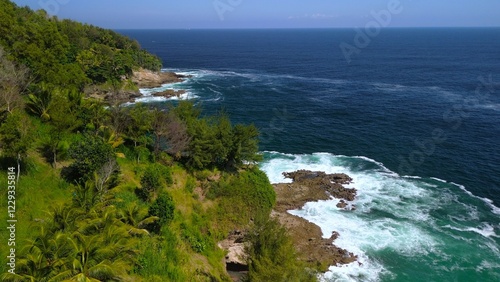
[86,68,190,104]
[219,170,359,280]
[273,170,358,271]
[131,68,189,88]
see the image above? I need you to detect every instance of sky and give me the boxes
[11,0,500,29]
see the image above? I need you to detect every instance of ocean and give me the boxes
[119,28,500,281]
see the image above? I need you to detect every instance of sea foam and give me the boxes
[259,151,500,281]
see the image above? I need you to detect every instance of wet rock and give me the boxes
[282,170,357,202]
[273,170,359,271]
[152,89,186,99]
[337,200,348,209]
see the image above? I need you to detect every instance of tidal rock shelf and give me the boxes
[272,170,358,270]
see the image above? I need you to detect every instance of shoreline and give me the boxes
[131,68,191,102]
[272,170,358,271]
[87,68,190,104]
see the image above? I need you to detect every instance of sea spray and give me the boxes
[260,152,500,281]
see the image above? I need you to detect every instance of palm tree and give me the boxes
[118,202,159,236]
[50,205,85,233]
[26,82,53,120]
[3,227,71,281]
[53,232,128,281]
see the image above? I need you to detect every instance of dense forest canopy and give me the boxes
[0,0,161,90]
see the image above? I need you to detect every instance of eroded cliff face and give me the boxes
[131,68,188,88]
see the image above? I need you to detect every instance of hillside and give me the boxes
[0,0,319,281]
[0,0,160,91]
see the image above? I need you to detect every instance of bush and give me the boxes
[147,193,175,233]
[184,176,196,193]
[212,168,275,212]
[211,168,276,228]
[245,216,317,282]
[141,165,163,194]
[140,164,173,200]
[65,134,114,182]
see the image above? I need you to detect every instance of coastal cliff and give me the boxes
[131,68,188,88]
[85,68,189,104]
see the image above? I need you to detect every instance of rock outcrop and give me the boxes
[282,170,356,201]
[218,230,249,279]
[85,69,191,104]
[132,68,189,88]
[152,89,187,99]
[85,85,142,104]
[272,170,358,271]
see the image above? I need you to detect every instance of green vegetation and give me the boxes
[0,0,318,281]
[246,217,317,282]
[0,0,161,91]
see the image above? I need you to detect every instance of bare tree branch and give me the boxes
[152,110,190,159]
[0,46,31,114]
[94,158,119,200]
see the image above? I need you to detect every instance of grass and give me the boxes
[0,144,280,281]
[0,152,72,274]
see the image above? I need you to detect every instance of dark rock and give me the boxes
[152,89,186,99]
[337,200,348,209]
[282,170,357,202]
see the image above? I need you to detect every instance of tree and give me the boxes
[26,82,54,120]
[140,164,172,201]
[94,158,119,201]
[147,193,175,234]
[64,134,115,183]
[55,231,131,281]
[124,104,153,163]
[43,89,81,167]
[140,165,163,196]
[0,45,30,116]
[152,110,190,158]
[227,124,262,168]
[185,118,214,170]
[211,114,233,166]
[0,110,33,178]
[118,202,159,236]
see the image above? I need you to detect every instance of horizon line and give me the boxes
[113,26,500,31]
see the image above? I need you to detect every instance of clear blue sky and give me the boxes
[11,0,500,29]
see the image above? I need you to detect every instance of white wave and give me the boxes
[430,177,448,183]
[321,258,387,282]
[443,223,498,238]
[476,259,500,272]
[124,92,198,106]
[163,67,349,86]
[451,182,500,215]
[260,151,500,281]
[139,80,190,96]
[372,82,408,92]
[261,152,439,281]
[161,68,206,78]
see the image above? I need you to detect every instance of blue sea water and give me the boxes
[119,28,500,281]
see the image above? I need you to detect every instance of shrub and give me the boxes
[141,165,163,194]
[140,164,173,200]
[64,134,114,182]
[246,216,317,282]
[147,193,175,233]
[211,168,276,227]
